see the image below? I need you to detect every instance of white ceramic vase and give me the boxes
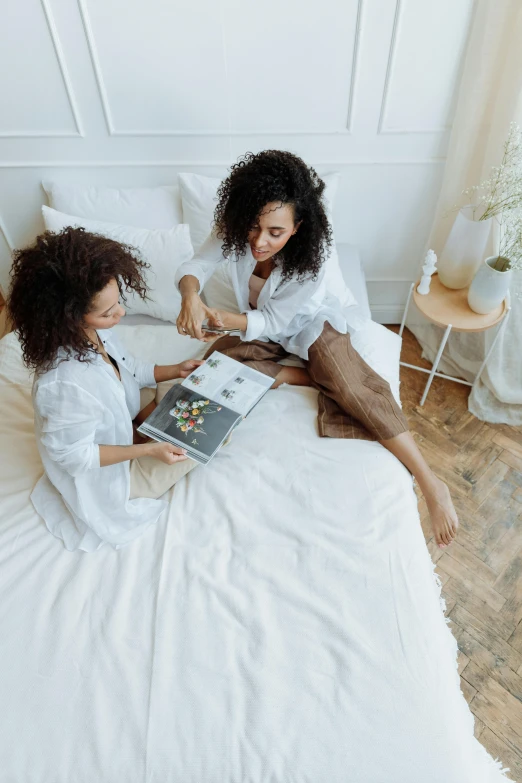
[437,205,493,289]
[468,256,512,314]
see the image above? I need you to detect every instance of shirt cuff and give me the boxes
[90,444,101,470]
[140,362,157,389]
[242,310,266,342]
[175,263,205,294]
[63,442,100,475]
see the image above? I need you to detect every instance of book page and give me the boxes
[182,352,273,415]
[139,383,241,462]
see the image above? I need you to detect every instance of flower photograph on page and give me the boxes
[187,374,206,387]
[168,398,222,437]
[206,357,222,369]
[145,385,240,458]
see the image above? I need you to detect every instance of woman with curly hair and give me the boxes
[175,149,459,549]
[8,227,202,552]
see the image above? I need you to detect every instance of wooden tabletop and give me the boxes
[412,273,507,332]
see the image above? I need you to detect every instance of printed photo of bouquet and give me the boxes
[168,398,222,437]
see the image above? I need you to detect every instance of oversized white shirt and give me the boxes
[31,329,165,553]
[174,233,366,360]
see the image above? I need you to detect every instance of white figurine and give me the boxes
[417,249,437,295]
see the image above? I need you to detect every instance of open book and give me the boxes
[138,352,274,464]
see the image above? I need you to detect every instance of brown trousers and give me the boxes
[205,322,409,442]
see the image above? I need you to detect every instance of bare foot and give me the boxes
[272,366,311,388]
[424,477,459,549]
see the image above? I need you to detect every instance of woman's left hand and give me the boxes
[176,359,205,378]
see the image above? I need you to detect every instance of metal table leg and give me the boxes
[399,282,415,338]
[472,305,512,391]
[420,324,453,406]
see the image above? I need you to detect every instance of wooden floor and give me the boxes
[391,325,522,781]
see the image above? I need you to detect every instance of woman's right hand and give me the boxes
[146,442,189,465]
[176,292,224,340]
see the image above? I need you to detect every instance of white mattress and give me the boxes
[0,327,508,782]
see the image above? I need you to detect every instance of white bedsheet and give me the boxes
[0,330,508,782]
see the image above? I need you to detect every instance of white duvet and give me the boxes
[0,327,508,782]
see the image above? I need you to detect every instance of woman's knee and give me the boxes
[203,335,242,360]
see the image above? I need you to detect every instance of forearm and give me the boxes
[220,311,248,331]
[154,364,181,383]
[99,442,152,467]
[179,275,201,297]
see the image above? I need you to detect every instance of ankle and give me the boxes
[419,473,445,502]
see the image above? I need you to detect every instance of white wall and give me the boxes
[0,0,476,321]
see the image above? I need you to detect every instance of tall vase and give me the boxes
[468,256,512,314]
[437,205,493,289]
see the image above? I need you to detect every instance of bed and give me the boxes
[0,244,508,782]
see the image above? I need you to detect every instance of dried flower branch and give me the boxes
[457,122,522,271]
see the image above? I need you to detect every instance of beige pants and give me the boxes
[129,380,199,500]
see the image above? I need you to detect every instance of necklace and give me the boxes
[87,331,120,380]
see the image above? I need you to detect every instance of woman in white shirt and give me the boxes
[176,150,459,550]
[8,227,201,552]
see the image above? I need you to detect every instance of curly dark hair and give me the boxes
[7,226,149,372]
[214,150,332,282]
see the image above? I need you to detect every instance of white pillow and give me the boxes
[178,171,356,307]
[43,182,183,229]
[201,260,241,314]
[42,206,192,324]
[178,172,221,252]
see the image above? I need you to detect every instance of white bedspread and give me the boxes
[0,330,508,782]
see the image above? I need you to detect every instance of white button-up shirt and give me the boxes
[31,329,165,552]
[174,233,365,360]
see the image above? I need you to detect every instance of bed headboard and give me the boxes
[0,0,475,323]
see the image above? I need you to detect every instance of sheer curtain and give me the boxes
[407,0,522,424]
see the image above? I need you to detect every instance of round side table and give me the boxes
[398,273,512,406]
